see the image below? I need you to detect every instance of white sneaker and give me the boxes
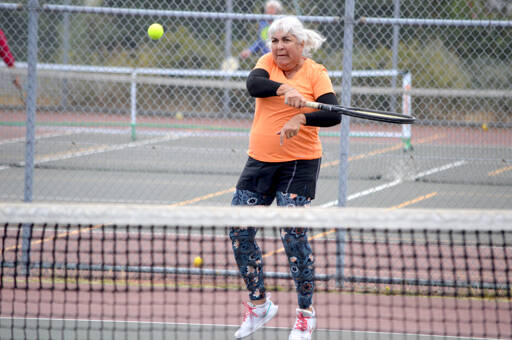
[234,295,279,338]
[288,308,316,340]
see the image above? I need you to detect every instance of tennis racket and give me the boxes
[12,76,25,106]
[15,83,25,105]
[305,101,415,124]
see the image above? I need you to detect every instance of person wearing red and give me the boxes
[0,28,21,90]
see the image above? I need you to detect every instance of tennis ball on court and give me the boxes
[148,23,164,40]
[482,123,488,131]
[193,256,203,268]
[176,112,184,120]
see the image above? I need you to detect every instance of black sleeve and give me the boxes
[246,68,282,98]
[304,93,342,127]
[246,68,341,127]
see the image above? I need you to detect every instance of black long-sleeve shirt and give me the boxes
[246,68,341,127]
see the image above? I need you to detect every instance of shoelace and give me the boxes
[242,302,258,322]
[294,312,310,331]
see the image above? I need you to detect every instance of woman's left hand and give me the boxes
[278,114,306,145]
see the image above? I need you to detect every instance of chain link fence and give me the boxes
[1,0,511,209]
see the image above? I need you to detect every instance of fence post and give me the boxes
[390,0,400,112]
[21,0,40,277]
[61,0,71,109]
[402,72,412,151]
[131,70,137,141]
[223,0,233,116]
[336,0,355,287]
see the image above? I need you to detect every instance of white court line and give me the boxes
[0,131,84,171]
[1,133,192,170]
[31,134,187,165]
[321,160,467,207]
[414,160,467,178]
[0,316,239,329]
[0,131,78,146]
[0,316,489,340]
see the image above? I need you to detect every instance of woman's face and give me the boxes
[271,30,304,71]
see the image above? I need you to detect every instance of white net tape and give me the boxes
[1,203,511,230]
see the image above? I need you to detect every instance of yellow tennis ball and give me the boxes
[482,123,488,131]
[175,112,184,120]
[148,23,164,40]
[193,256,203,268]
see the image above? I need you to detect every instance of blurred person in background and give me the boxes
[239,0,284,59]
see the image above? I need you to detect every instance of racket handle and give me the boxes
[305,101,333,111]
[305,101,320,109]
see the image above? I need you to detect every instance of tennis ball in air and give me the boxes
[193,256,203,268]
[175,112,184,120]
[482,123,488,131]
[148,23,164,40]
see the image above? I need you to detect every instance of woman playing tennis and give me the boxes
[230,16,341,340]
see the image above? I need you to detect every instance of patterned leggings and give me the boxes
[229,189,315,309]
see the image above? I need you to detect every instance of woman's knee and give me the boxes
[231,189,273,206]
[276,192,311,207]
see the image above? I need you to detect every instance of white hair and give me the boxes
[265,0,283,13]
[267,16,326,57]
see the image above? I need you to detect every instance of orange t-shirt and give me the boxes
[248,53,334,162]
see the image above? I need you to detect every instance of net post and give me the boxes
[401,71,412,151]
[20,223,33,277]
[335,228,346,287]
[130,70,137,141]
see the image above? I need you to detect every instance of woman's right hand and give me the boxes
[278,84,305,108]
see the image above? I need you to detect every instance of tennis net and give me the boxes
[1,203,511,340]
